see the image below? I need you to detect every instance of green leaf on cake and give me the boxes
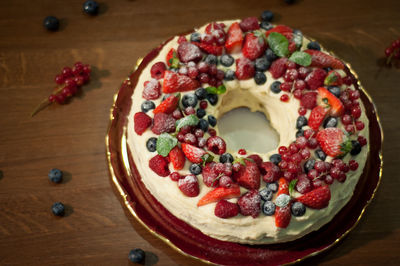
[289,51,312,66]
[156,133,178,157]
[169,51,180,69]
[175,114,199,133]
[206,85,226,95]
[267,32,289,58]
[289,179,298,196]
[324,71,339,86]
[201,153,214,166]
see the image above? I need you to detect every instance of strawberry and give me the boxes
[149,155,170,177]
[197,185,241,206]
[177,42,202,63]
[275,205,291,228]
[214,199,239,219]
[300,91,318,109]
[265,25,293,39]
[162,71,200,93]
[142,79,161,100]
[225,22,243,54]
[239,17,260,32]
[166,48,176,67]
[193,42,223,55]
[324,70,343,86]
[269,57,288,79]
[308,105,329,130]
[237,189,261,218]
[235,57,255,80]
[232,160,260,190]
[202,162,219,187]
[277,177,289,196]
[242,33,266,60]
[181,143,207,164]
[260,162,281,183]
[134,112,152,135]
[169,146,185,170]
[316,128,352,157]
[178,174,200,197]
[305,68,327,90]
[206,136,226,155]
[247,154,263,168]
[305,49,345,70]
[296,185,331,209]
[151,113,176,135]
[317,87,344,116]
[153,94,180,114]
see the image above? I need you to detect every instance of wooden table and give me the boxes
[0,0,399,265]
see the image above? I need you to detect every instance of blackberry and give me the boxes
[190,32,201,42]
[196,108,206,118]
[205,54,218,65]
[291,202,306,216]
[323,116,337,128]
[141,100,155,113]
[259,188,273,201]
[296,116,308,129]
[219,153,234,163]
[254,72,267,85]
[189,164,202,175]
[208,115,217,127]
[207,93,218,105]
[262,201,276,216]
[220,54,234,67]
[146,137,157,152]
[51,202,65,216]
[195,87,207,100]
[182,93,198,108]
[307,41,321,51]
[128,248,145,263]
[315,149,327,161]
[48,168,63,183]
[255,57,271,72]
[43,16,59,31]
[269,154,281,165]
[224,70,236,81]
[270,81,281,94]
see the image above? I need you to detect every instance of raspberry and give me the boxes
[305,68,327,90]
[237,189,261,218]
[300,92,317,109]
[214,199,239,218]
[149,155,170,177]
[270,57,288,79]
[184,133,197,145]
[142,79,161,100]
[260,162,281,183]
[202,162,219,187]
[170,172,182,181]
[178,174,200,197]
[235,57,255,80]
[177,42,202,63]
[150,62,167,80]
[298,66,311,79]
[219,175,234,188]
[239,17,260,32]
[151,113,176,135]
[134,112,152,135]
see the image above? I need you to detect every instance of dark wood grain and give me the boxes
[0,0,399,265]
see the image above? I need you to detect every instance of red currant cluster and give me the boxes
[384,38,400,64]
[32,62,91,117]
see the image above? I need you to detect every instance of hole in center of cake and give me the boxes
[218,107,279,154]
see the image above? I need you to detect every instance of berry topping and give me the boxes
[134,112,152,135]
[316,128,352,157]
[52,202,65,216]
[197,185,241,206]
[291,202,306,216]
[178,174,200,197]
[142,79,161,100]
[323,116,338,128]
[305,49,345,70]
[208,115,217,127]
[238,189,261,218]
[177,42,202,63]
[206,136,226,155]
[220,54,235,67]
[242,33,266,60]
[300,91,318,109]
[275,205,291,228]
[317,87,344,116]
[141,100,156,113]
[296,174,312,194]
[296,116,308,129]
[254,72,267,85]
[296,185,331,209]
[235,57,255,80]
[153,94,180,114]
[207,93,219,105]
[270,57,288,79]
[48,168,63,183]
[270,81,282,94]
[128,249,145,263]
[260,162,281,183]
[182,93,198,108]
[151,113,176,135]
[261,10,274,22]
[146,137,157,152]
[162,71,200,93]
[259,187,273,201]
[233,160,260,190]
[169,146,185,170]
[308,106,328,130]
[189,163,202,175]
[277,177,289,196]
[262,201,276,216]
[214,199,239,219]
[305,68,327,90]
[150,62,167,80]
[194,42,224,55]
[181,143,207,164]
[149,155,170,177]
[239,17,260,32]
[220,153,234,163]
[350,140,362,155]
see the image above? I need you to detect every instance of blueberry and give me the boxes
[128,248,145,263]
[269,154,281,165]
[196,108,206,118]
[296,116,308,129]
[83,0,99,15]
[323,116,337,128]
[205,54,218,65]
[259,188,273,201]
[304,159,315,173]
[52,202,65,216]
[43,16,59,31]
[190,164,202,175]
[182,93,198,108]
[270,81,281,93]
[207,93,218,105]
[254,72,267,85]
[296,129,304,138]
[220,54,234,67]
[208,115,217,127]
[261,10,274,22]
[224,70,236,81]
[265,48,278,62]
[255,57,271,72]
[198,119,209,132]
[307,41,321,51]
[48,168,63,183]
[260,21,273,31]
[315,149,327,161]
[190,32,201,42]
[291,202,306,216]
[146,137,157,152]
[327,86,341,98]
[141,100,155,113]
[195,87,207,100]
[220,153,234,163]
[350,140,362,155]
[262,201,276,216]
[267,182,278,193]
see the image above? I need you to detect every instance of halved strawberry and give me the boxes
[232,160,260,190]
[308,105,329,130]
[153,94,180,114]
[181,143,207,164]
[275,205,291,228]
[317,87,344,116]
[197,185,240,206]
[269,57,288,79]
[214,200,239,219]
[166,48,177,67]
[265,25,293,39]
[225,22,243,54]
[305,49,345,70]
[162,70,200,93]
[235,57,255,80]
[193,42,223,55]
[169,146,185,170]
[316,128,352,157]
[242,33,266,60]
[178,174,200,197]
[324,70,343,86]
[296,185,331,209]
[277,177,289,196]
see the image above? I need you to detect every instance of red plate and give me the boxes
[106,38,383,265]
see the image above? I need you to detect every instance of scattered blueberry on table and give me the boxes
[43,16,60,31]
[52,202,65,216]
[83,0,99,15]
[48,168,63,183]
[129,248,145,263]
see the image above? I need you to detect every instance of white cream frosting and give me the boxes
[126,20,370,244]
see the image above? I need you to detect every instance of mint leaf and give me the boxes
[289,51,311,67]
[267,32,289,58]
[324,71,339,86]
[216,84,226,94]
[206,86,217,94]
[169,51,180,69]
[156,133,178,157]
[175,114,199,133]
[201,153,214,166]
[289,179,298,196]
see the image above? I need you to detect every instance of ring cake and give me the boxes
[127,17,370,245]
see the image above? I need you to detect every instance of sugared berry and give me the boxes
[323,116,337,128]
[304,159,315,173]
[195,87,207,100]
[182,93,198,108]
[190,164,202,175]
[315,149,327,161]
[190,32,201,42]
[269,154,281,165]
[291,202,306,216]
[260,21,273,30]
[262,201,276,216]
[255,57,271,72]
[205,54,218,65]
[224,70,235,81]
[146,137,157,152]
[220,54,234,67]
[198,119,209,132]
[259,188,273,201]
[220,153,234,163]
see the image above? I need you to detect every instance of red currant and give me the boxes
[55,93,66,104]
[298,106,307,116]
[48,94,56,102]
[293,89,302,99]
[278,146,288,154]
[55,74,64,85]
[307,138,318,149]
[238,149,246,155]
[349,160,359,171]
[280,82,293,92]
[280,94,289,102]
[208,128,216,136]
[351,105,362,119]
[355,121,365,131]
[358,136,367,146]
